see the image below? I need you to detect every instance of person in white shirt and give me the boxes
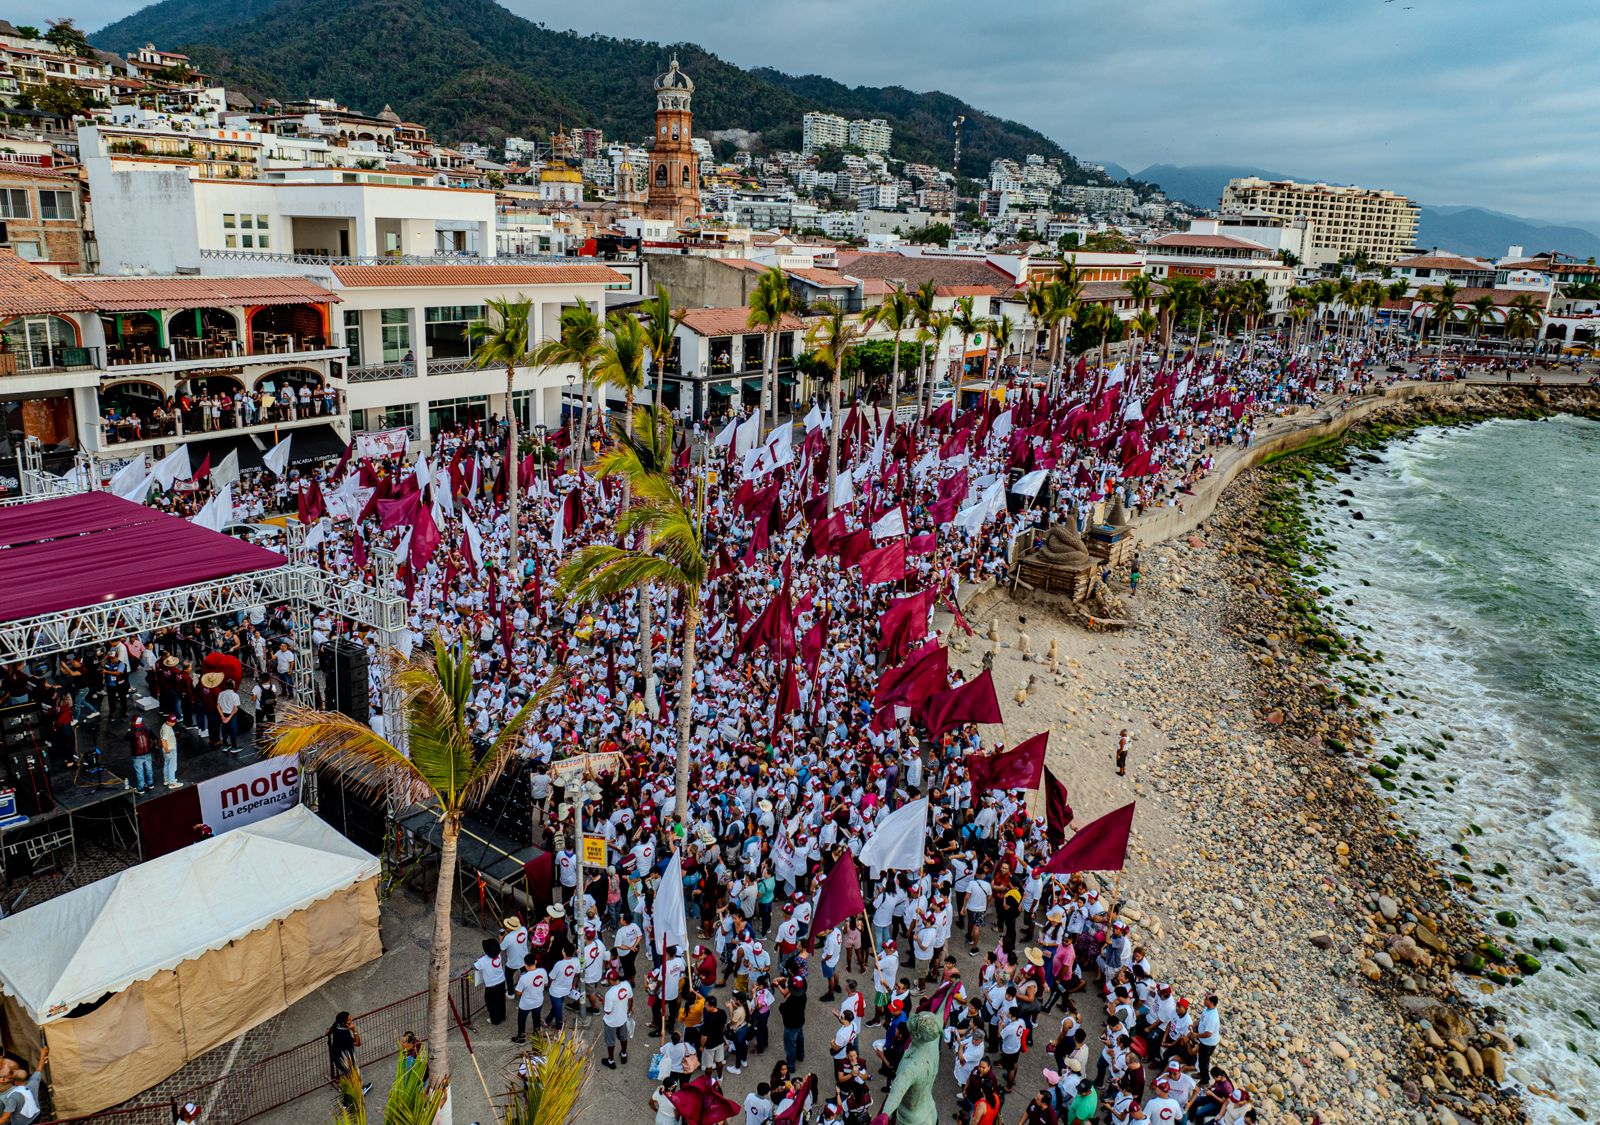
[963,874,992,953]
[472,938,507,1027]
[1143,1077,1183,1124]
[547,951,578,1030]
[614,918,643,981]
[600,969,633,1068]
[871,940,899,1023]
[500,916,529,983]
[819,926,843,1001]
[513,963,547,1042]
[742,1084,775,1125]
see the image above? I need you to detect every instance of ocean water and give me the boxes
[1308,414,1600,1119]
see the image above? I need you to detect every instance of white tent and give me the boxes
[0,806,383,1117]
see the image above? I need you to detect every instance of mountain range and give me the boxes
[92,0,1133,189]
[1123,163,1600,262]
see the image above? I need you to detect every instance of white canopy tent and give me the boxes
[0,806,382,1117]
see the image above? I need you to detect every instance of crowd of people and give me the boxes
[8,332,1400,1123]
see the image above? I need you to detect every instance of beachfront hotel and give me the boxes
[1220,176,1420,268]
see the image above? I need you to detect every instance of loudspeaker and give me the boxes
[327,639,370,723]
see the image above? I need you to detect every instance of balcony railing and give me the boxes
[3,345,102,373]
[101,389,345,446]
[425,357,478,376]
[200,249,571,267]
[348,360,418,383]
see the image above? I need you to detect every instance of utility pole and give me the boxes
[951,115,965,233]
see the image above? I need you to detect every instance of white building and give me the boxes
[330,263,627,444]
[802,112,848,154]
[847,118,892,155]
[1188,213,1310,266]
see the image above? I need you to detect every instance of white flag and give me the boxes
[414,456,433,496]
[860,797,929,873]
[734,411,763,458]
[263,435,294,477]
[462,512,484,569]
[741,424,793,480]
[1012,469,1050,498]
[911,448,937,479]
[210,449,241,493]
[1122,397,1143,422]
[150,445,191,490]
[1107,362,1126,386]
[123,472,157,505]
[870,506,906,540]
[991,409,1014,440]
[832,470,855,509]
[803,402,826,432]
[652,851,690,955]
[108,454,148,498]
[550,495,566,557]
[712,416,739,448]
[192,484,232,532]
[303,517,328,551]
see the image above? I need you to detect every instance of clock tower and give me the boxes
[646,55,701,226]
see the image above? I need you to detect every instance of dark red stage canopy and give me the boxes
[0,492,286,623]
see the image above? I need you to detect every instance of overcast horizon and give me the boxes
[13,0,1599,225]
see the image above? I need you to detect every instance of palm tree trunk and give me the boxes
[506,365,520,578]
[428,818,460,1085]
[916,342,928,416]
[652,360,664,419]
[578,369,592,466]
[890,328,903,411]
[826,356,844,514]
[673,600,700,823]
[765,329,778,426]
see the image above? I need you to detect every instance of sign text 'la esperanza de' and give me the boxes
[197,755,302,835]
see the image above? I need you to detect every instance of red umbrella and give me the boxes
[669,1074,742,1125]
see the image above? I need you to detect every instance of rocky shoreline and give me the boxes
[1182,384,1600,1124]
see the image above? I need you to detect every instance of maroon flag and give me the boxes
[1040,801,1135,874]
[918,669,1001,738]
[967,731,1048,792]
[801,607,831,679]
[408,498,442,571]
[878,588,935,664]
[907,532,937,556]
[668,1074,743,1125]
[1045,767,1073,852]
[859,540,906,585]
[298,478,327,525]
[773,1074,816,1125]
[376,488,421,531]
[190,452,211,483]
[873,640,949,708]
[563,488,586,536]
[771,657,802,741]
[925,399,955,429]
[836,528,873,568]
[739,593,795,660]
[351,527,367,570]
[808,854,866,951]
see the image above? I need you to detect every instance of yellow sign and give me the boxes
[582,836,607,866]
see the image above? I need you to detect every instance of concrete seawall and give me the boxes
[1129,380,1472,546]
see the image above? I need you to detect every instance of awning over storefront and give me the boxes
[287,422,347,468]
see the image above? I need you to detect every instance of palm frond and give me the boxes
[267,707,418,800]
[333,1065,367,1125]
[503,1032,590,1125]
[383,1049,447,1125]
[560,548,690,605]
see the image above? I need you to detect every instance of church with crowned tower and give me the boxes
[645,55,702,226]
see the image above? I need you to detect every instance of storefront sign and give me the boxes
[197,755,302,835]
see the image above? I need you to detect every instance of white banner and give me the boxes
[354,426,411,461]
[197,755,302,836]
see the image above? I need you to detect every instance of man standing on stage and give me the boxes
[159,713,181,789]
[216,680,242,753]
[129,716,155,794]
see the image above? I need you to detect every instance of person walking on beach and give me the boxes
[1116,730,1130,778]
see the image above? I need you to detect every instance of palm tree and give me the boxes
[1129,309,1160,359]
[924,309,955,406]
[807,300,867,512]
[950,295,980,397]
[1125,272,1153,316]
[1310,280,1338,343]
[1506,293,1544,350]
[747,268,794,425]
[1155,282,1184,366]
[1465,294,1497,346]
[640,285,685,417]
[1428,280,1461,353]
[908,280,938,411]
[1335,275,1357,342]
[270,640,555,1095]
[873,284,915,407]
[560,463,707,822]
[992,313,1018,369]
[1022,277,1051,362]
[502,1032,592,1125]
[334,1050,446,1125]
[472,297,533,578]
[530,305,603,470]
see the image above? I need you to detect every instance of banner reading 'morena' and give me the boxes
[197,755,302,836]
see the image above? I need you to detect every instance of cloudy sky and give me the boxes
[25,0,1599,223]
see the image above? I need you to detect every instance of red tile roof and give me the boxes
[0,250,96,318]
[1391,254,1492,271]
[68,274,339,312]
[679,308,805,337]
[834,251,1014,287]
[329,263,626,288]
[934,284,1000,298]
